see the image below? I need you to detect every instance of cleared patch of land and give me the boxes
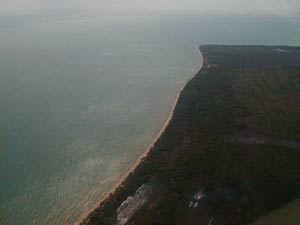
[250,198,300,225]
[80,45,300,225]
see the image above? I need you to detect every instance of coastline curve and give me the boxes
[74,47,204,225]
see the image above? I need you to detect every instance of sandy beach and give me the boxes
[74,48,204,225]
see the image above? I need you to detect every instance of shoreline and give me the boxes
[74,48,204,225]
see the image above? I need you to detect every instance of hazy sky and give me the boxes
[0,0,299,16]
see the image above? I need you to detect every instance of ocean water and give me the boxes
[1,12,300,225]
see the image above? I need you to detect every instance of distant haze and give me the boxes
[2,0,300,223]
[0,0,299,16]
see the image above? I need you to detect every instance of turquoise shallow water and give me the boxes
[1,12,300,225]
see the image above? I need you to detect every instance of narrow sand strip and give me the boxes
[74,48,204,225]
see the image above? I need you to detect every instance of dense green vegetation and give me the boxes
[81,45,300,225]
